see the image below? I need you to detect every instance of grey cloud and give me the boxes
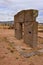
[0,0,43,22]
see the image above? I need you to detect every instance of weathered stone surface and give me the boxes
[15,23,22,39]
[14,9,38,48]
[14,10,24,23]
[14,9,38,23]
[24,22,33,46]
[24,22,38,47]
[15,46,43,58]
[32,22,38,48]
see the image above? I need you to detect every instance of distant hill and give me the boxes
[0,21,14,29]
[0,21,14,24]
[39,23,43,25]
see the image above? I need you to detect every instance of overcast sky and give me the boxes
[0,0,43,23]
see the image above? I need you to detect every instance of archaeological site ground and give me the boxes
[0,9,43,65]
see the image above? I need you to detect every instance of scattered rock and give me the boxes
[16,57,19,59]
[10,49,14,53]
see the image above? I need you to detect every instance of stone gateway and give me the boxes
[14,9,38,48]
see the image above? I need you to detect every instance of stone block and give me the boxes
[24,22,38,48]
[14,10,24,23]
[15,23,22,39]
[24,10,38,22]
[14,9,38,48]
[15,29,22,39]
[32,22,38,48]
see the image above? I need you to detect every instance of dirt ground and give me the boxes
[0,29,43,65]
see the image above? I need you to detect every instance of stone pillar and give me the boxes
[24,22,38,48]
[14,9,38,48]
[15,22,22,40]
[32,22,38,48]
[24,22,33,47]
[24,10,38,48]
